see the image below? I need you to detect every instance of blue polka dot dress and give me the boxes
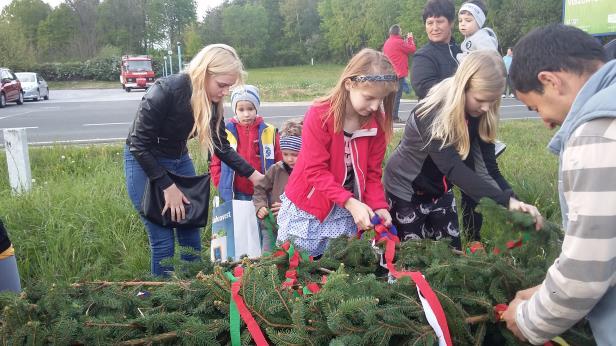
[276,193,356,256]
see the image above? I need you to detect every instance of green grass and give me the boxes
[48,80,121,90]
[46,64,419,101]
[0,120,558,287]
[245,64,343,101]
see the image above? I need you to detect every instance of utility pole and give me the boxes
[167,50,173,75]
[177,42,182,72]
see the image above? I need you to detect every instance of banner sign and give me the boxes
[563,0,616,35]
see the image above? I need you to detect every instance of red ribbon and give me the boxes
[368,219,453,346]
[274,241,325,295]
[467,241,485,255]
[494,303,508,320]
[230,267,269,346]
[506,239,524,249]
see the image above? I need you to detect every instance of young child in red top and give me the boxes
[277,48,397,256]
[211,85,282,202]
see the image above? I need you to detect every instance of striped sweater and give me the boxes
[516,60,616,345]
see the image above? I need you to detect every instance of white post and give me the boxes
[311,58,314,66]
[3,128,32,194]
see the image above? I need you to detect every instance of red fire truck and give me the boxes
[120,55,155,92]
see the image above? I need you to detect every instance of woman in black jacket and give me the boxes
[125,44,263,276]
[0,219,21,292]
[383,51,542,249]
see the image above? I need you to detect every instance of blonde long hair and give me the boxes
[417,50,505,159]
[317,48,397,140]
[186,44,246,155]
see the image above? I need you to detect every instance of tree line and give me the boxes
[0,0,563,73]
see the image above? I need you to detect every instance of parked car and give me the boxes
[16,72,49,101]
[0,68,24,108]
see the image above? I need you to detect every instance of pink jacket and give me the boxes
[284,102,389,222]
[383,34,416,78]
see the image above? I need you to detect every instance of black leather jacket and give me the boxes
[126,73,255,189]
[411,39,461,99]
[0,219,11,254]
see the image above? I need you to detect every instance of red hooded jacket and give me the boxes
[383,34,416,78]
[211,116,282,196]
[284,102,389,222]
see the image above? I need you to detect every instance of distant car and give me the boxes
[0,68,24,108]
[16,72,49,101]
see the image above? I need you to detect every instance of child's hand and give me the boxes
[374,209,392,227]
[256,207,268,219]
[344,198,374,230]
[270,202,282,216]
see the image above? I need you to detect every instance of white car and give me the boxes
[15,72,49,101]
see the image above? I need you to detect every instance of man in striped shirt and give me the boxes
[502,24,616,345]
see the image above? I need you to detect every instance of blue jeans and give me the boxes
[393,77,405,120]
[0,255,21,293]
[233,192,253,201]
[124,146,201,276]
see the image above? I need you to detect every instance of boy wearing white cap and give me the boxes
[211,84,281,202]
[457,0,498,62]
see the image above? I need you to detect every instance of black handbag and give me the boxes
[141,171,211,228]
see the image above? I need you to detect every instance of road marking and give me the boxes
[83,122,132,127]
[0,110,35,120]
[0,126,39,130]
[23,137,125,146]
[501,117,540,121]
[262,115,305,119]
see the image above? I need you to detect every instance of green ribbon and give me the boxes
[263,210,278,251]
[224,271,241,346]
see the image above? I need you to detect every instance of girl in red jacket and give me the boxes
[277,48,397,256]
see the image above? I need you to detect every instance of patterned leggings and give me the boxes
[387,190,461,250]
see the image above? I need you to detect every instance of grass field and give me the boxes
[48,80,121,90]
[0,120,559,287]
[47,64,417,101]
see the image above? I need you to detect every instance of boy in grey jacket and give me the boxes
[457,0,498,62]
[503,24,616,346]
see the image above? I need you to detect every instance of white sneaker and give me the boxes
[502,94,506,98]
[509,93,515,98]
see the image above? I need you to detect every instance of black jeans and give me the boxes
[461,193,482,241]
[387,190,461,250]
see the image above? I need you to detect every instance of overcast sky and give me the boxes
[0,0,225,21]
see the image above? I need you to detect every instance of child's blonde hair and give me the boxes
[186,44,246,156]
[417,50,505,159]
[317,48,397,140]
[280,118,303,137]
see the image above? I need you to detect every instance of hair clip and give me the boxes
[350,74,398,82]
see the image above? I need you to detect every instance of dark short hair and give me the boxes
[389,24,401,36]
[423,0,455,23]
[510,24,606,93]
[462,0,488,16]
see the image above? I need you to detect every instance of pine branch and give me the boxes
[84,321,142,329]
[465,314,489,325]
[116,331,178,345]
[70,281,189,288]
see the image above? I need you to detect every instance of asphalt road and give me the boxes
[0,88,539,145]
